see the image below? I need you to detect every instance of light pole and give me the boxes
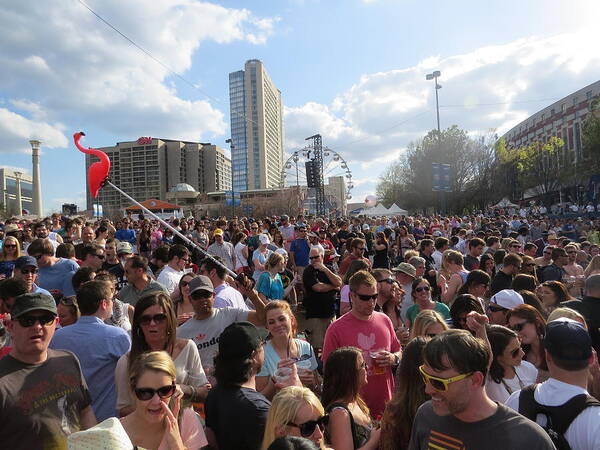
[425,70,442,135]
[14,171,23,216]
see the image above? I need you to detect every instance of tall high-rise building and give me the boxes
[229,59,283,191]
[85,138,231,214]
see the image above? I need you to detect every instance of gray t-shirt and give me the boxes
[176,308,249,371]
[408,401,556,450]
[0,349,92,449]
[118,279,168,306]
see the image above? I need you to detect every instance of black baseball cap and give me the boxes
[188,275,214,295]
[218,322,269,359]
[544,319,592,361]
[11,293,57,319]
[14,255,38,269]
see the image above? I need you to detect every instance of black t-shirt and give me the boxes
[205,385,271,450]
[103,261,126,291]
[0,349,92,450]
[302,265,337,319]
[490,270,513,296]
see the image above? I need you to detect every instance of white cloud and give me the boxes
[0,108,67,153]
[0,0,278,148]
[284,31,600,200]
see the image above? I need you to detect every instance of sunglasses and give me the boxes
[419,365,473,391]
[3,244,17,248]
[93,254,105,259]
[487,303,506,313]
[287,415,329,437]
[134,383,176,401]
[191,291,212,300]
[379,278,397,285]
[32,254,44,260]
[139,313,168,326]
[20,268,38,275]
[415,286,431,293]
[17,314,56,328]
[510,321,529,332]
[309,255,320,260]
[525,263,536,267]
[353,292,378,301]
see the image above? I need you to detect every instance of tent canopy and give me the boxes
[364,203,389,216]
[387,203,408,215]
[492,197,519,208]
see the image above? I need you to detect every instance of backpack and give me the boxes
[518,384,600,450]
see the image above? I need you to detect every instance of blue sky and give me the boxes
[1,0,599,214]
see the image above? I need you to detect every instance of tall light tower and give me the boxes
[425,70,442,135]
[29,139,43,217]
[13,171,23,216]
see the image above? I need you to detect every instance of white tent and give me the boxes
[387,203,408,215]
[364,203,390,216]
[492,197,519,208]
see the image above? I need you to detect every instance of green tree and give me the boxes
[496,136,565,205]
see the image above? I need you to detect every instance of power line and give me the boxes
[76,0,260,130]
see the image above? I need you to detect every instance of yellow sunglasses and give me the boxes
[419,365,473,391]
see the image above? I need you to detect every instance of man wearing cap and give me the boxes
[506,319,600,449]
[204,321,273,450]
[490,253,522,296]
[0,293,96,448]
[318,229,335,266]
[541,247,569,283]
[11,255,52,296]
[307,231,324,253]
[177,275,266,375]
[207,229,235,272]
[487,289,524,326]
[157,244,190,295]
[27,238,79,297]
[199,257,249,310]
[51,280,131,421]
[118,255,168,307]
[409,329,554,450]
[392,262,417,320]
[289,226,311,275]
[114,220,136,245]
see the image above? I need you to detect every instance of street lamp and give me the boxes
[425,70,442,135]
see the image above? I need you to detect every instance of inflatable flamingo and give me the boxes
[73,132,111,198]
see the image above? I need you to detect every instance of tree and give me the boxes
[496,136,565,205]
[376,126,500,213]
[582,97,600,169]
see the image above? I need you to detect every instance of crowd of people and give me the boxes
[0,210,599,449]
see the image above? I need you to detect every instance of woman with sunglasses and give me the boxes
[257,301,319,399]
[115,292,210,417]
[535,280,572,313]
[439,250,468,305]
[406,278,450,329]
[261,386,329,450]
[485,325,538,403]
[257,253,287,303]
[174,273,195,325]
[380,337,429,450]
[120,351,207,450]
[506,304,549,382]
[57,295,80,327]
[322,347,381,450]
[0,236,22,279]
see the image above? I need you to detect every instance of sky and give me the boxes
[1,0,600,214]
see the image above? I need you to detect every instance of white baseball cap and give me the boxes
[489,289,524,310]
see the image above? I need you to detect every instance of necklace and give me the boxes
[500,368,525,394]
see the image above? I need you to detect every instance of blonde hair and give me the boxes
[128,351,176,390]
[410,310,449,339]
[0,236,21,261]
[261,386,325,450]
[547,307,587,329]
[265,252,284,271]
[403,250,419,262]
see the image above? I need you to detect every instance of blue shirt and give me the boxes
[257,339,318,377]
[38,258,79,297]
[290,238,310,266]
[256,272,284,301]
[33,283,52,296]
[50,316,131,421]
[115,228,136,244]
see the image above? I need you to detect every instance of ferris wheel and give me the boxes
[281,145,354,200]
